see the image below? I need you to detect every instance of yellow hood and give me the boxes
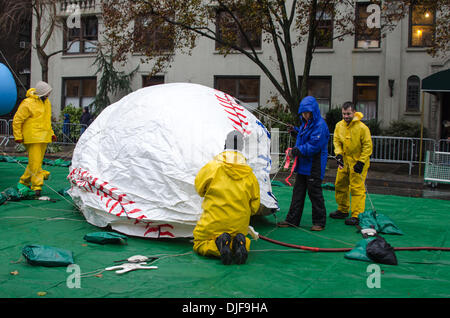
[214,151,253,180]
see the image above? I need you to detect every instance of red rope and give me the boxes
[258,235,450,252]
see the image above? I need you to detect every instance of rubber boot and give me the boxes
[232,233,248,265]
[215,233,232,265]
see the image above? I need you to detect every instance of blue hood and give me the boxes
[298,96,321,124]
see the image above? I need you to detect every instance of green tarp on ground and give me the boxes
[0,161,449,298]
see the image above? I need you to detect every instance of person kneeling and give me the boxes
[193,131,260,265]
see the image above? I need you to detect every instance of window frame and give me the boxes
[353,76,379,121]
[214,75,261,107]
[215,9,262,51]
[63,15,98,55]
[298,75,332,117]
[314,2,334,49]
[406,75,421,112]
[142,75,165,87]
[408,4,436,48]
[61,77,97,110]
[133,15,175,53]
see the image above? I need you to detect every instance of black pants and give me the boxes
[285,173,326,227]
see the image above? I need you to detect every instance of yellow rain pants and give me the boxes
[333,112,373,217]
[19,143,49,191]
[193,151,260,258]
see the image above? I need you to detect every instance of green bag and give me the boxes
[54,158,71,167]
[2,187,21,201]
[359,210,404,235]
[22,245,74,267]
[17,183,35,198]
[84,232,128,245]
[344,237,376,262]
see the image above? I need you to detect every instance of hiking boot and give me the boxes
[329,210,349,219]
[276,220,295,228]
[310,225,325,231]
[345,217,359,226]
[232,233,248,265]
[215,233,233,265]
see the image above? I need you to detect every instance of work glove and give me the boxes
[15,139,23,143]
[52,135,57,142]
[288,125,297,138]
[353,160,364,174]
[291,147,301,158]
[335,154,344,167]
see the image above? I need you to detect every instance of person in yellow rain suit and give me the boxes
[12,81,57,196]
[330,102,373,226]
[193,130,260,265]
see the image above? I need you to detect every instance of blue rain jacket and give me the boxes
[293,96,330,180]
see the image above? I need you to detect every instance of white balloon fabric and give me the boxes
[68,83,278,238]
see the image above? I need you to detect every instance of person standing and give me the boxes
[193,130,260,265]
[12,81,57,196]
[277,96,329,231]
[80,106,92,135]
[330,101,373,225]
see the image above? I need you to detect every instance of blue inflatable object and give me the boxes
[0,63,17,115]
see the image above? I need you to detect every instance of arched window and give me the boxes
[406,76,420,112]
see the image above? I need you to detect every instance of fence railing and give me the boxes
[0,120,87,147]
[269,129,450,175]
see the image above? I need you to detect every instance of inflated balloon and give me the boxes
[0,63,17,115]
[68,83,278,238]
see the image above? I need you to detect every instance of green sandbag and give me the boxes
[0,193,6,205]
[54,158,71,167]
[84,232,128,245]
[344,237,376,262]
[2,187,21,201]
[17,183,35,198]
[321,183,335,190]
[359,210,404,235]
[22,245,74,267]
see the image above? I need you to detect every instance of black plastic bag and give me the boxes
[366,236,398,265]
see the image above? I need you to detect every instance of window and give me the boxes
[355,2,380,49]
[353,77,378,120]
[406,75,420,112]
[409,5,435,47]
[298,76,332,117]
[142,75,164,87]
[62,77,97,109]
[214,76,260,108]
[215,9,262,50]
[64,16,98,54]
[134,15,174,53]
[315,2,334,49]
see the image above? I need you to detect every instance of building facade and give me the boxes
[30,0,449,139]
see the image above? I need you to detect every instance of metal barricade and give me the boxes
[272,131,438,175]
[438,139,450,153]
[424,151,450,186]
[52,122,87,145]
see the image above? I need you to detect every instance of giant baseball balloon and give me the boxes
[0,63,17,115]
[68,83,278,238]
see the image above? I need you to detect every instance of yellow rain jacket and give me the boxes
[193,151,260,257]
[333,112,373,217]
[12,88,55,144]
